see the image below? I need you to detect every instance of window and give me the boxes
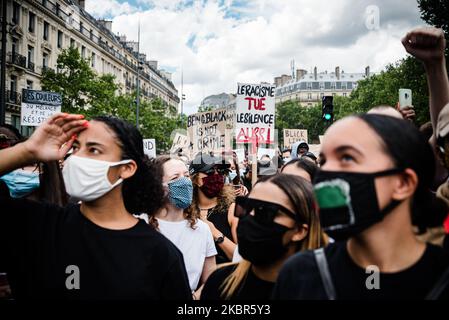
[70,38,75,48]
[10,75,17,93]
[81,46,86,58]
[27,46,34,69]
[91,52,96,68]
[12,2,20,25]
[307,93,312,100]
[27,80,33,89]
[343,92,347,97]
[90,29,93,40]
[80,22,83,33]
[319,82,324,90]
[57,31,63,48]
[43,53,49,68]
[307,82,312,90]
[12,38,18,55]
[43,21,49,41]
[28,12,35,33]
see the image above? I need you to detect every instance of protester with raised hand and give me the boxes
[273,114,449,300]
[0,113,191,300]
[402,27,449,188]
[201,174,326,300]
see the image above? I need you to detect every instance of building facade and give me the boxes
[1,0,180,135]
[275,66,372,107]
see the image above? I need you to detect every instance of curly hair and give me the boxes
[186,173,235,220]
[151,155,197,230]
[92,117,164,220]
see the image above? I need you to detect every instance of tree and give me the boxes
[42,47,184,154]
[276,100,328,145]
[41,47,118,116]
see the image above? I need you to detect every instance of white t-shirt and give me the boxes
[135,214,217,291]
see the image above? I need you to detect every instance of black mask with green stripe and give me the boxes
[313,168,403,241]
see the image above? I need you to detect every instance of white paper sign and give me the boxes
[235,83,276,144]
[143,139,156,158]
[257,147,276,160]
[21,89,62,126]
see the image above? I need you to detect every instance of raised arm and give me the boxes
[402,27,449,186]
[0,113,87,176]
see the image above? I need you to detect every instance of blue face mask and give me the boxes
[0,169,40,198]
[167,176,193,209]
[229,170,238,181]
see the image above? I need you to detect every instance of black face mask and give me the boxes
[237,215,293,265]
[313,168,403,241]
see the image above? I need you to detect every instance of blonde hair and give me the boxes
[219,174,328,299]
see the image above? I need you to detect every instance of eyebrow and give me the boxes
[73,140,105,148]
[334,145,364,157]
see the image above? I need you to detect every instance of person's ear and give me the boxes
[392,168,418,201]
[291,224,309,242]
[119,160,137,180]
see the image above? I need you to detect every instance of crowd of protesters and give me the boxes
[0,27,449,300]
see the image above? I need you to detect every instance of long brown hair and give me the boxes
[219,173,327,299]
[152,155,197,229]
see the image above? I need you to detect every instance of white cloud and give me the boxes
[85,0,136,18]
[90,0,426,114]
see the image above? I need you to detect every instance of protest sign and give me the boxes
[143,139,156,158]
[283,129,308,149]
[187,107,230,156]
[235,83,276,145]
[21,89,62,126]
[170,133,190,154]
[257,147,276,160]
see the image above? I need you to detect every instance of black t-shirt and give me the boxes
[0,193,192,300]
[201,264,275,300]
[272,241,449,300]
[207,207,233,264]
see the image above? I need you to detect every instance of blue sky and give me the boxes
[85,0,425,115]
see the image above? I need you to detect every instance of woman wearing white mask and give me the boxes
[0,113,191,300]
[142,156,217,300]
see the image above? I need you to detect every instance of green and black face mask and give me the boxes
[313,168,403,241]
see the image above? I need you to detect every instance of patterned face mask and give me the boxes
[167,176,193,209]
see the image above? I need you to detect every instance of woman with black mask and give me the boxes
[201,174,327,300]
[273,114,449,300]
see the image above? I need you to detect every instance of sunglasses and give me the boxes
[234,196,299,225]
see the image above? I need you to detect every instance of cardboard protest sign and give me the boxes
[283,129,308,149]
[308,144,321,158]
[21,89,62,126]
[170,133,190,154]
[235,83,276,145]
[143,139,156,158]
[319,135,325,144]
[187,107,230,156]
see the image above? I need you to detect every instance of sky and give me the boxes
[85,0,426,115]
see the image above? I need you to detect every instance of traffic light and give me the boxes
[322,96,334,123]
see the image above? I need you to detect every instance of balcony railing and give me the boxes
[27,61,35,72]
[5,90,21,105]
[7,52,27,69]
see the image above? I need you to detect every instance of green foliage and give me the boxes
[41,47,183,154]
[276,56,432,144]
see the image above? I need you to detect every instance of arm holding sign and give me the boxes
[0,113,87,176]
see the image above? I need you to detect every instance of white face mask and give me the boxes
[62,155,132,202]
